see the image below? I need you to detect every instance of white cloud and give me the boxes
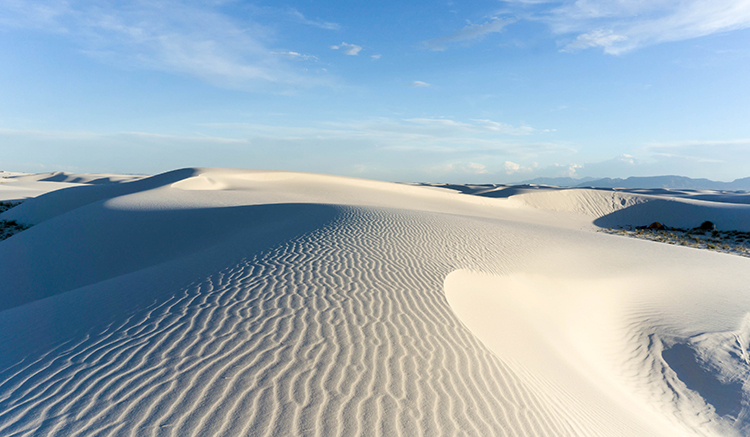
[0,0,69,31]
[0,127,253,174]
[0,0,328,89]
[644,138,750,163]
[271,51,318,61]
[0,122,574,182]
[404,117,536,136]
[471,119,536,135]
[371,54,382,60]
[425,162,491,176]
[0,127,99,141]
[569,151,741,180]
[501,0,556,4]
[645,138,750,148]
[287,8,339,30]
[0,127,249,145]
[565,163,582,177]
[503,160,538,174]
[504,161,521,172]
[330,42,363,55]
[408,81,431,87]
[467,162,489,174]
[200,117,562,156]
[424,17,516,50]
[549,0,750,54]
[561,29,628,52]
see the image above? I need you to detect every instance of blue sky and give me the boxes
[1,0,750,182]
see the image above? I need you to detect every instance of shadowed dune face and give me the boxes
[8,172,144,185]
[35,173,143,185]
[661,314,750,425]
[0,203,340,311]
[0,168,199,225]
[662,344,745,418]
[593,199,750,231]
[476,186,568,198]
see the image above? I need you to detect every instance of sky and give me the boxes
[1,0,750,183]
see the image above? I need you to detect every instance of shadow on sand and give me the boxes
[0,202,340,312]
[662,343,744,418]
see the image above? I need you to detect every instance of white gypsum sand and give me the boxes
[1,168,750,436]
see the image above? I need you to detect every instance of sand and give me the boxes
[1,168,750,436]
[0,171,144,203]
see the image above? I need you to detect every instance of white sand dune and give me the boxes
[0,171,143,203]
[1,168,750,436]
[8,171,144,186]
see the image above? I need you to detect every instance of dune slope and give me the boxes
[1,168,750,436]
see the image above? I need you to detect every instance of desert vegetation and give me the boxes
[0,201,27,241]
[0,201,22,213]
[601,221,750,258]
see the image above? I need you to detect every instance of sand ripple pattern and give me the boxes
[0,207,576,436]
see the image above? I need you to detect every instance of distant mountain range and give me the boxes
[516,175,750,191]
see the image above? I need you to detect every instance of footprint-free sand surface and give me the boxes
[2,168,750,436]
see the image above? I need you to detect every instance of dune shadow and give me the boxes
[3,168,199,224]
[0,202,341,365]
[662,343,744,418]
[594,199,733,230]
[477,186,566,199]
[37,174,134,184]
[0,202,340,312]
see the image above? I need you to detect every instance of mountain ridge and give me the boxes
[516,175,750,190]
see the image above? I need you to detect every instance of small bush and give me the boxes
[0,219,29,241]
[0,201,22,214]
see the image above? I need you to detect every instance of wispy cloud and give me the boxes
[644,138,750,163]
[0,0,67,30]
[271,51,319,61]
[287,8,340,30]
[330,42,363,55]
[503,160,538,175]
[645,138,750,148]
[200,117,562,157]
[0,127,249,144]
[561,29,628,52]
[1,120,572,180]
[408,81,431,87]
[424,162,490,175]
[0,127,252,173]
[547,0,750,54]
[0,127,99,141]
[570,141,750,180]
[403,117,539,135]
[501,0,556,4]
[0,0,330,89]
[423,17,516,50]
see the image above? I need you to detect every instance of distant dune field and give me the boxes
[2,168,750,436]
